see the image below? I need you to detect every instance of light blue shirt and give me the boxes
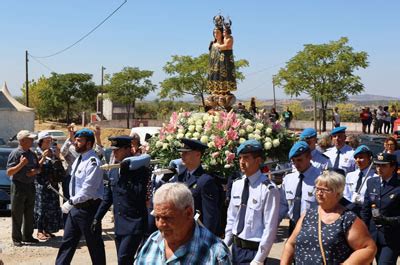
[311,149,331,170]
[280,165,321,221]
[69,149,104,205]
[324,145,356,174]
[344,166,378,204]
[224,170,280,263]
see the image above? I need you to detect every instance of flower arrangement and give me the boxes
[149,111,296,178]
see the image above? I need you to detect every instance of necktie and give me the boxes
[355,171,364,192]
[237,178,249,235]
[184,171,191,182]
[333,149,340,169]
[292,174,305,223]
[71,155,82,196]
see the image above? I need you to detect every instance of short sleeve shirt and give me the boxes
[7,147,39,183]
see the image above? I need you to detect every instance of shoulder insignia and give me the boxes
[90,157,97,166]
[233,176,245,183]
[262,179,275,190]
[321,153,329,159]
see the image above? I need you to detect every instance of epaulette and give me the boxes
[233,176,245,183]
[320,153,329,159]
[262,178,275,190]
[90,157,97,166]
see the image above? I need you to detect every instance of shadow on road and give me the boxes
[274,224,288,244]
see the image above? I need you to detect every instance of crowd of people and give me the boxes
[360,105,399,134]
[5,120,400,264]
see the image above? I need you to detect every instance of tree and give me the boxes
[106,67,156,128]
[273,37,368,131]
[160,54,249,109]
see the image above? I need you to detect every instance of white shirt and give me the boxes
[324,145,356,174]
[280,165,321,221]
[344,166,378,204]
[224,170,280,263]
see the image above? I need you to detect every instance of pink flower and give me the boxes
[226,128,238,141]
[225,152,235,164]
[272,123,282,131]
[231,119,241,129]
[214,136,226,150]
[204,120,212,131]
[216,122,225,131]
[211,152,220,158]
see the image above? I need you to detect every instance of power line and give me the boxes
[28,54,56,72]
[30,0,127,59]
[244,62,285,77]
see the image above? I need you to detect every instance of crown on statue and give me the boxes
[213,15,224,30]
[224,16,232,30]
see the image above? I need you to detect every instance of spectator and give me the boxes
[383,106,391,134]
[250,97,257,114]
[376,106,385,134]
[383,137,400,165]
[366,107,373,134]
[281,170,376,264]
[135,183,232,264]
[332,107,341,128]
[282,107,294,129]
[360,107,369,134]
[345,135,360,150]
[390,105,398,133]
[316,132,332,153]
[269,107,280,123]
[372,109,378,134]
[6,130,40,246]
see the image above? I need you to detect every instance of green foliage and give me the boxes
[105,67,156,128]
[285,101,304,119]
[160,53,249,108]
[274,37,369,130]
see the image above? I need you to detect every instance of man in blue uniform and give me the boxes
[225,139,280,264]
[280,141,321,235]
[93,136,150,265]
[343,145,378,216]
[361,153,400,265]
[176,138,222,235]
[324,126,356,174]
[55,128,105,265]
[299,128,331,170]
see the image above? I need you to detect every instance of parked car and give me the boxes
[0,138,6,146]
[358,134,387,156]
[40,130,67,145]
[130,126,161,144]
[0,147,13,216]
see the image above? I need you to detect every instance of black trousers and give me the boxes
[115,234,142,265]
[10,181,35,242]
[376,244,399,265]
[55,201,105,265]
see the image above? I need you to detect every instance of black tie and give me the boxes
[71,155,82,196]
[333,149,340,169]
[237,178,250,235]
[355,171,364,192]
[292,174,305,223]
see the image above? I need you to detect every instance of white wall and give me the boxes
[0,111,35,140]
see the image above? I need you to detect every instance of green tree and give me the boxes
[106,67,156,128]
[273,37,368,131]
[285,101,304,119]
[160,54,249,109]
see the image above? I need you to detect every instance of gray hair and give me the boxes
[153,183,194,211]
[315,170,345,197]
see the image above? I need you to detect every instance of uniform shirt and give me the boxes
[311,149,331,170]
[224,170,280,263]
[324,145,356,174]
[6,147,39,184]
[135,222,232,265]
[344,166,378,204]
[280,165,321,221]
[69,149,104,205]
[60,139,78,175]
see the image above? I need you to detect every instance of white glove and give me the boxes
[61,201,74,214]
[250,260,263,265]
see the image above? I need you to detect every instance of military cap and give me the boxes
[109,135,133,150]
[288,141,310,160]
[74,128,95,143]
[177,138,208,152]
[353,145,372,158]
[299,128,317,140]
[236,139,263,155]
[374,152,397,165]
[330,126,347,136]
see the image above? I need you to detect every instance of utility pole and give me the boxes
[272,82,276,110]
[25,50,29,107]
[100,66,105,119]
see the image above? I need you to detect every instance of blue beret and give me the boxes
[177,138,208,152]
[300,128,317,140]
[74,128,94,140]
[374,152,397,165]
[331,126,347,136]
[237,139,263,155]
[109,135,133,149]
[289,141,310,160]
[353,145,372,158]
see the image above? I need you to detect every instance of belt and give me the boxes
[233,235,259,250]
[74,199,101,209]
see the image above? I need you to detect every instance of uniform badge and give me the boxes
[77,170,81,174]
[390,194,395,199]
[344,158,349,163]
[308,191,313,197]
[192,184,197,189]
[252,198,257,204]
[286,191,293,195]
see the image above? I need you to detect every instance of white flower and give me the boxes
[254,129,261,135]
[192,132,200,139]
[272,139,280,147]
[248,133,255,139]
[200,135,209,144]
[239,138,246,144]
[246,125,254,133]
[178,128,185,134]
[244,119,252,125]
[195,119,204,126]
[155,141,163,148]
[162,143,169,150]
[202,114,210,122]
[256,123,264,130]
[224,164,232,168]
[265,127,273,135]
[239,129,246,136]
[188,118,195,125]
[254,134,261,141]
[225,150,230,156]
[166,135,174,142]
[208,142,215,148]
[196,125,203,132]
[264,142,272,150]
[264,137,272,142]
[213,116,220,123]
[188,125,195,133]
[176,133,184,139]
[185,132,192,138]
[210,158,217,165]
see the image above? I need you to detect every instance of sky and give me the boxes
[1,1,399,101]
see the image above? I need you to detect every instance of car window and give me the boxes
[49,131,66,137]
[0,150,11,170]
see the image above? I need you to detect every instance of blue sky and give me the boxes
[1,1,399,101]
